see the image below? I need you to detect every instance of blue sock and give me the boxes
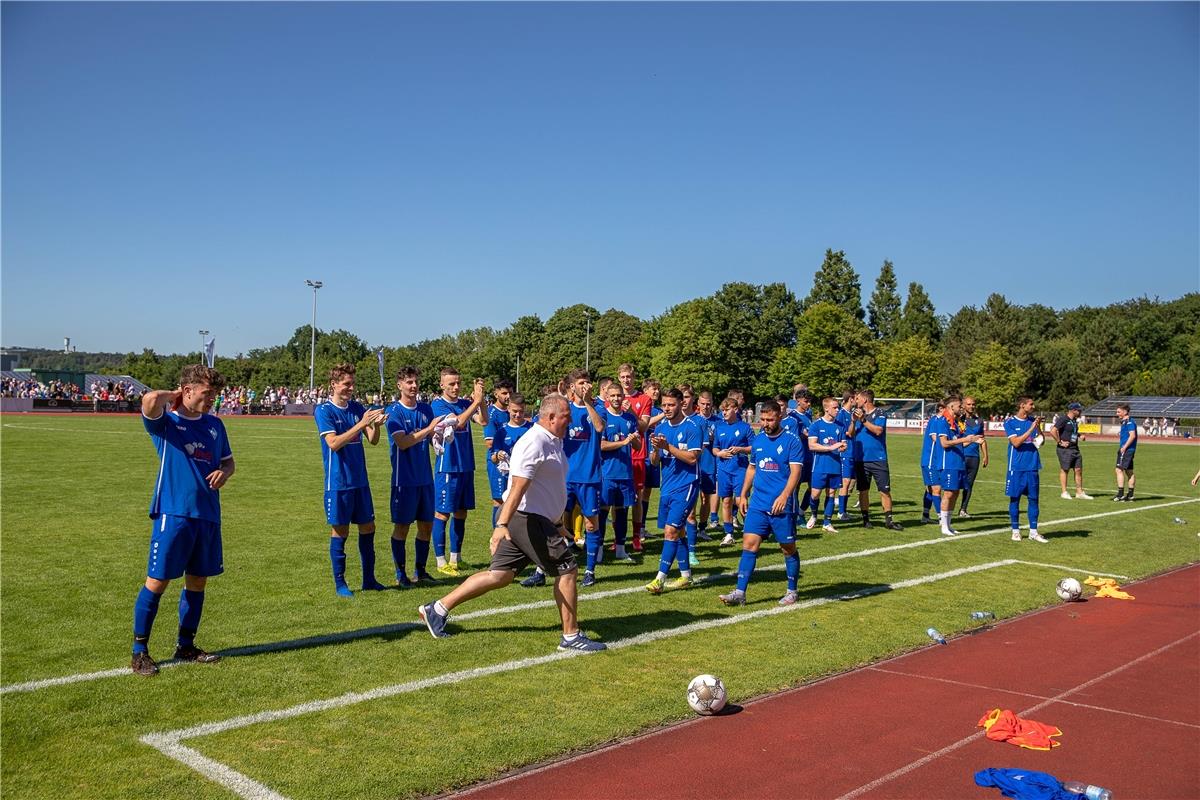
[1029,496,1040,529]
[451,517,466,556]
[391,536,406,576]
[823,496,835,523]
[613,509,627,547]
[723,521,734,535]
[132,586,162,654]
[431,517,447,558]
[329,536,348,588]
[676,535,691,570]
[585,530,602,572]
[736,550,758,592]
[414,537,430,574]
[838,494,847,516]
[709,512,719,525]
[358,533,377,584]
[659,538,679,574]
[686,521,697,550]
[178,589,204,647]
[784,551,800,591]
[1009,498,1020,529]
[923,491,933,515]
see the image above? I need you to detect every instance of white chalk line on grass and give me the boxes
[835,630,1200,800]
[142,559,1029,800]
[3,498,1192,696]
[891,471,1199,500]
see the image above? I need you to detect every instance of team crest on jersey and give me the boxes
[209,427,218,440]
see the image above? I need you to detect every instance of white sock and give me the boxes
[681,570,692,578]
[449,552,459,565]
[436,556,447,567]
[563,630,580,641]
[433,600,449,616]
[656,571,668,582]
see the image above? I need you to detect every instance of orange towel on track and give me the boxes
[1084,576,1135,599]
[977,708,1063,750]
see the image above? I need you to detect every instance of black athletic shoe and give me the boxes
[413,571,440,585]
[1112,494,1124,502]
[173,644,221,664]
[884,520,904,532]
[861,518,874,529]
[131,651,159,677]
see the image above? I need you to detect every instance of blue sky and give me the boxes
[3,2,1197,356]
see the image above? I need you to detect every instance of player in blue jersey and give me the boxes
[698,391,722,533]
[930,396,983,537]
[919,401,946,524]
[714,397,753,546]
[834,393,859,521]
[598,382,641,569]
[1114,403,1138,502]
[956,396,989,518]
[489,392,533,501]
[562,369,607,584]
[852,390,903,531]
[779,392,817,526]
[482,379,514,526]
[639,379,666,545]
[386,366,443,587]
[315,363,388,597]
[719,402,805,606]
[130,365,235,676]
[807,397,848,533]
[429,368,488,576]
[683,389,717,563]
[645,388,702,593]
[1005,396,1048,542]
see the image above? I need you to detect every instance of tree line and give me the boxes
[14,249,1199,415]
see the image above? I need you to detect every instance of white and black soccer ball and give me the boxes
[1056,577,1083,602]
[687,674,727,716]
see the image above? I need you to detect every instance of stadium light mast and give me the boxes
[198,330,209,358]
[584,310,592,372]
[305,280,323,390]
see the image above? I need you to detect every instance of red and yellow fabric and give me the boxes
[977,708,1063,750]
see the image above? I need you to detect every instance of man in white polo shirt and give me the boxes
[418,394,607,653]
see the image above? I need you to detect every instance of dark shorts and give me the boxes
[855,461,891,492]
[489,512,577,577]
[325,487,375,526]
[390,484,434,525]
[147,514,223,580]
[1057,447,1083,471]
[699,472,718,495]
[1116,450,1135,471]
[644,461,661,490]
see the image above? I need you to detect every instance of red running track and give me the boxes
[453,564,1200,800]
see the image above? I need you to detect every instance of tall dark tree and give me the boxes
[710,281,802,396]
[802,249,864,321]
[897,281,941,343]
[867,260,902,341]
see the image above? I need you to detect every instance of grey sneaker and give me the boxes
[718,590,746,606]
[557,632,606,652]
[778,591,799,606]
[418,603,449,638]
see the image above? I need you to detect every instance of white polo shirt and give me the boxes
[504,421,567,520]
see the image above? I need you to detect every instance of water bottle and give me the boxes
[970,611,995,621]
[1173,517,1186,525]
[1062,780,1112,800]
[926,627,946,645]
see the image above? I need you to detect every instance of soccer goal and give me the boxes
[876,397,929,428]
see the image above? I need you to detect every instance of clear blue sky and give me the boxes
[3,2,1197,356]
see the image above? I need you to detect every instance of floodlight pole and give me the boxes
[305,280,323,390]
[198,330,209,360]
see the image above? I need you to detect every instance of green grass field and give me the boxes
[2,413,1197,800]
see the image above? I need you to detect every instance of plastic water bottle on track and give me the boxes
[1173,517,1186,525]
[970,611,995,621]
[1062,780,1112,800]
[926,627,947,645]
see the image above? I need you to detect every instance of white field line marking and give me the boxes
[866,666,1200,730]
[1009,559,1128,579]
[142,560,1019,800]
[891,472,1199,500]
[4,498,1193,695]
[835,630,1200,800]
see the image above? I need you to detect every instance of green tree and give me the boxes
[650,298,731,391]
[802,249,864,321]
[959,342,1028,415]
[897,281,941,343]
[867,260,902,341]
[873,336,943,398]
[590,309,644,380]
[758,302,875,397]
[710,281,802,396]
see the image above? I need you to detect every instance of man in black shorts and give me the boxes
[418,394,606,653]
[1051,402,1093,500]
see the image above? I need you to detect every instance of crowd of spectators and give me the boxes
[2,377,85,400]
[1143,417,1181,437]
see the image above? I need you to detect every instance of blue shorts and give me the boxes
[840,456,856,480]
[810,471,841,491]
[659,486,698,530]
[644,462,661,489]
[601,478,637,508]
[717,469,746,499]
[390,483,434,525]
[147,514,223,580]
[699,472,718,495]
[923,467,940,487]
[566,481,601,518]
[435,472,476,514]
[486,462,507,501]
[1006,470,1040,499]
[743,509,796,545]
[325,486,375,527]
[940,469,964,491]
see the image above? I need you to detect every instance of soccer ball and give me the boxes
[687,674,727,716]
[1056,577,1083,601]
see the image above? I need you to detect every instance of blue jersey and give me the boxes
[962,415,985,458]
[714,419,753,474]
[748,430,805,514]
[143,410,232,522]
[601,409,639,481]
[921,417,938,470]
[482,404,510,448]
[315,400,371,490]
[431,397,477,474]
[808,418,846,475]
[836,407,857,446]
[493,421,532,459]
[690,412,717,477]
[857,410,888,462]
[930,414,966,471]
[565,401,605,484]
[386,400,435,487]
[1119,419,1138,452]
[780,413,801,439]
[655,416,701,497]
[1004,417,1042,472]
